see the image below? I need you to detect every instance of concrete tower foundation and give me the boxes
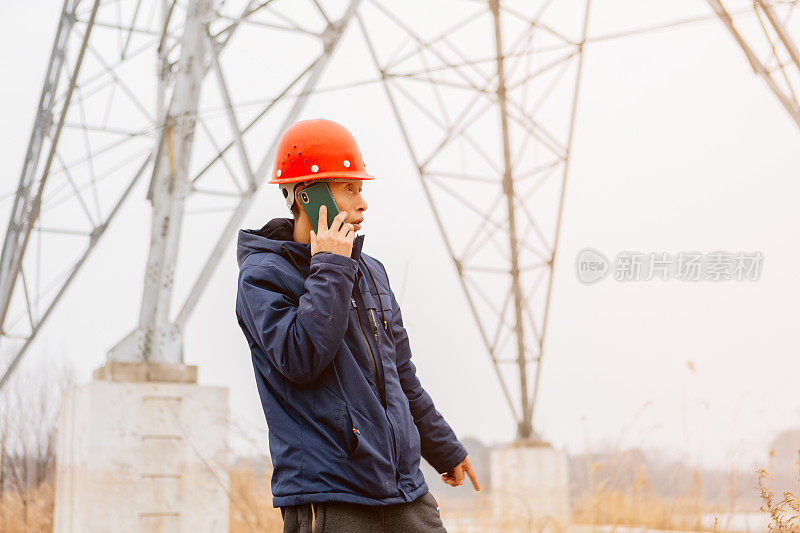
[490,439,569,532]
[53,362,229,533]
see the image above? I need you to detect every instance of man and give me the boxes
[235,119,479,532]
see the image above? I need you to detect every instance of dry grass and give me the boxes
[0,467,287,533]
[570,450,733,532]
[228,466,283,532]
[756,450,800,532]
[0,479,54,533]
[0,457,788,533]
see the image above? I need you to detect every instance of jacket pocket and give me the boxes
[377,293,393,333]
[340,402,362,458]
[316,389,348,465]
[336,402,393,462]
[373,293,396,360]
[377,292,393,313]
[408,412,421,458]
[333,402,397,497]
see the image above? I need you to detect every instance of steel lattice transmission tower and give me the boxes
[0,0,592,444]
[355,0,590,440]
[708,0,800,129]
[0,0,363,389]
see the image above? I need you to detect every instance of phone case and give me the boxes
[299,182,341,234]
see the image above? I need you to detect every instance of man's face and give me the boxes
[297,180,367,233]
[328,180,367,233]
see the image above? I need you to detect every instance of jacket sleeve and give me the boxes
[237,251,358,385]
[380,264,468,474]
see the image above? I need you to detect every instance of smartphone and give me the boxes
[299,181,341,234]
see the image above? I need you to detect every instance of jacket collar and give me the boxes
[237,217,365,270]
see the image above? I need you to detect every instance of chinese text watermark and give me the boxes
[575,248,763,284]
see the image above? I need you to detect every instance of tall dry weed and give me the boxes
[570,450,721,531]
[0,479,54,533]
[757,449,800,532]
[228,466,283,532]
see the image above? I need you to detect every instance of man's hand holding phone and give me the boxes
[310,205,355,257]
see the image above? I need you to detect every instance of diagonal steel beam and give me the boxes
[707,0,800,130]
[0,0,100,340]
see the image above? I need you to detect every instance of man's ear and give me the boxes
[293,183,309,219]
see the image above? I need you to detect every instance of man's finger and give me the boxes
[318,205,328,232]
[453,466,464,486]
[465,463,481,491]
[331,210,347,232]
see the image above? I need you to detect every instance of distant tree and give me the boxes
[0,355,75,532]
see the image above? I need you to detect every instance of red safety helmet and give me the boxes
[269,119,374,210]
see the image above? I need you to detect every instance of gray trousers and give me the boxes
[280,491,448,533]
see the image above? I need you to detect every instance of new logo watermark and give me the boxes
[575,248,763,284]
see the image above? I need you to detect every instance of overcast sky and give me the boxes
[2,0,799,476]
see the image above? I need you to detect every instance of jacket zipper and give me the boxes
[351,296,383,403]
[352,288,401,488]
[368,308,379,341]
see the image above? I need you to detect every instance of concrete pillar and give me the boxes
[53,362,229,533]
[490,438,569,533]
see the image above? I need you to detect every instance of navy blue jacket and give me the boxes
[235,217,468,507]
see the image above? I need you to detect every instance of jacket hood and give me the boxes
[236,217,365,269]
